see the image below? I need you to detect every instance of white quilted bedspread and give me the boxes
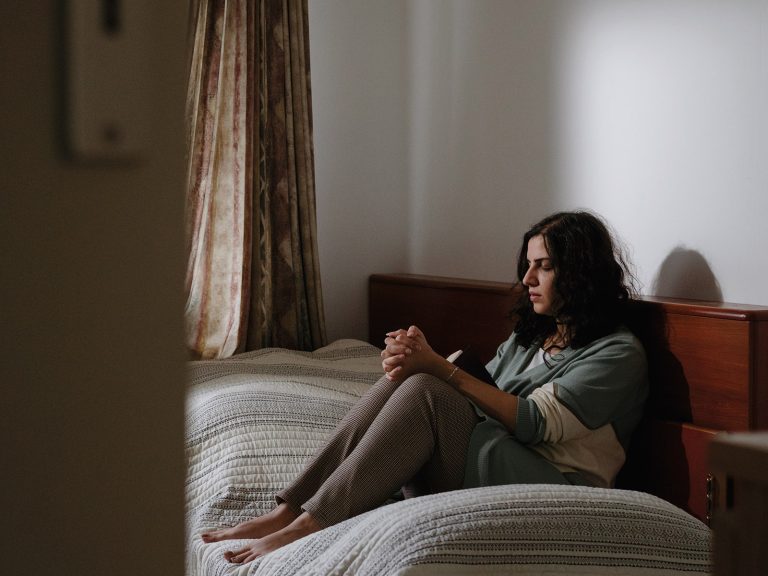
[185,339,712,576]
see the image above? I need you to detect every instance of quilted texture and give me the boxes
[185,340,712,575]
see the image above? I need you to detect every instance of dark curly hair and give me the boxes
[513,211,637,349]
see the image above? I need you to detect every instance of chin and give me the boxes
[532,304,553,316]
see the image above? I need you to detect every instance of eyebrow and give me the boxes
[526,258,552,265]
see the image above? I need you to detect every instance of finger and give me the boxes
[386,334,412,348]
[387,328,408,335]
[406,326,427,348]
[382,354,405,368]
[382,345,407,358]
[386,366,403,380]
[407,328,427,345]
[385,336,416,355]
[394,339,420,353]
[392,333,420,350]
[385,329,408,340]
[407,325,423,337]
[382,340,411,361]
[387,344,413,356]
[383,362,405,377]
[384,338,416,354]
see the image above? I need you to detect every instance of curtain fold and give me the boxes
[185,0,325,359]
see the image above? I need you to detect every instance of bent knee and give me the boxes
[397,373,447,394]
[394,373,466,405]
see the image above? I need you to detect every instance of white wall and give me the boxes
[407,1,560,281]
[310,0,411,342]
[555,0,768,303]
[310,0,768,341]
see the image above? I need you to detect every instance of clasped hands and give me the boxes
[381,325,443,381]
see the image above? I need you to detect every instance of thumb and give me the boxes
[407,325,422,337]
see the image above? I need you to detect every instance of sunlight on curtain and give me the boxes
[185,0,325,359]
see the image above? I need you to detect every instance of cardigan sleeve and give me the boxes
[553,336,646,426]
[515,396,546,444]
[484,328,648,449]
[508,329,647,449]
[531,332,648,449]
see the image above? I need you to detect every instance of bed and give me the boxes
[185,273,768,575]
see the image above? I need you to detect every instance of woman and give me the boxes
[202,210,649,563]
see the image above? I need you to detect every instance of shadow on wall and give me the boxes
[652,247,723,302]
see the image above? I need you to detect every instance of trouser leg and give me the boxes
[275,375,402,513]
[298,374,478,528]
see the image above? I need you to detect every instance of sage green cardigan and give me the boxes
[464,326,648,488]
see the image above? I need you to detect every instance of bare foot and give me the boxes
[225,512,322,564]
[201,502,298,543]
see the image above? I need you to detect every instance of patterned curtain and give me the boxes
[185,0,326,359]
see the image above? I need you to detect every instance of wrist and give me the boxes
[432,356,458,385]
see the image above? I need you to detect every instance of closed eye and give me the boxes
[527,258,553,271]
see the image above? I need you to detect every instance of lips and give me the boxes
[529,292,541,300]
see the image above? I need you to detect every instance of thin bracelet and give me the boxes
[446,365,459,383]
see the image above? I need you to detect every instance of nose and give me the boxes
[523,266,537,287]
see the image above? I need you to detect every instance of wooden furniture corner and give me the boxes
[710,432,768,576]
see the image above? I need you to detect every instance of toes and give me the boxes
[225,547,247,563]
[201,529,228,543]
[226,546,264,565]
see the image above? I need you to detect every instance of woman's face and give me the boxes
[522,234,559,316]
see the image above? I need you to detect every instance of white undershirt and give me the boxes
[526,348,548,371]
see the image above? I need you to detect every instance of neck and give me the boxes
[544,322,570,353]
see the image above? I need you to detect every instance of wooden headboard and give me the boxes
[369,273,768,523]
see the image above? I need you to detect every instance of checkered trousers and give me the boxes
[275,373,479,527]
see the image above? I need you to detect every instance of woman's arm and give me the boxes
[382,326,518,432]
